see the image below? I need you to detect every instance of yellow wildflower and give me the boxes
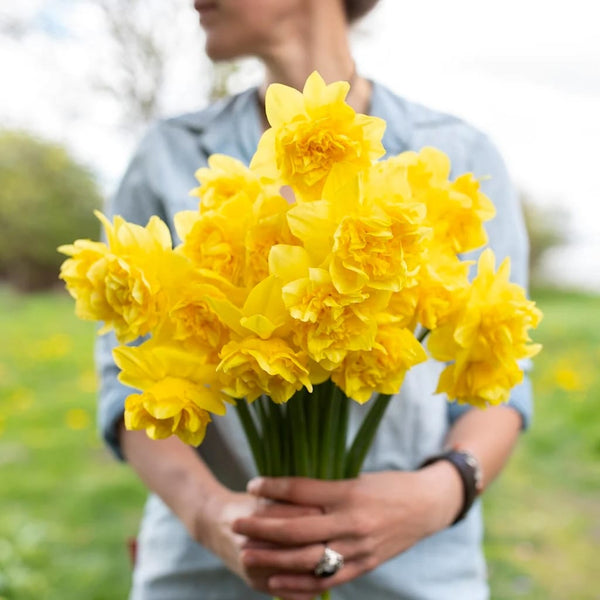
[114,341,227,446]
[217,337,312,404]
[251,71,385,201]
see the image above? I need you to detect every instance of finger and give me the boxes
[247,477,353,507]
[268,555,377,596]
[254,500,323,519]
[233,513,349,546]
[242,538,366,570]
[241,542,324,572]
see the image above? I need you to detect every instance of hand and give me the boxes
[232,464,463,599]
[191,487,322,595]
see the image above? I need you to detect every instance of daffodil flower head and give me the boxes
[114,340,228,446]
[217,337,312,404]
[191,154,264,212]
[59,211,175,343]
[428,249,542,406]
[250,71,386,201]
[332,325,427,403]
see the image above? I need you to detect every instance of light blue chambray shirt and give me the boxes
[96,82,533,600]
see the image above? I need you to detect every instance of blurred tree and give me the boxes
[94,0,169,128]
[91,0,230,130]
[0,130,102,291]
[521,193,569,285]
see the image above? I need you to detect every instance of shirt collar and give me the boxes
[179,80,411,164]
[369,81,412,156]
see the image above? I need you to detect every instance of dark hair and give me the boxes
[343,0,380,22]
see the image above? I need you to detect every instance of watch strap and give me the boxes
[419,449,482,525]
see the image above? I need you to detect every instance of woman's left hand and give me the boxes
[232,464,463,600]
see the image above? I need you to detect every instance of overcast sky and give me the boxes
[2,0,599,289]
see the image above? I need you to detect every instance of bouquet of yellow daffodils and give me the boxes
[59,72,541,481]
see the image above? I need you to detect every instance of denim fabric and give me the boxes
[96,82,533,599]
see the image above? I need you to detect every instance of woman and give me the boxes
[97,1,533,598]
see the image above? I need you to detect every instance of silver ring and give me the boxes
[314,546,344,578]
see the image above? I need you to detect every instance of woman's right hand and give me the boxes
[191,488,322,595]
[119,426,320,596]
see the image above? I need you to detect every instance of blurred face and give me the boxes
[193,0,306,61]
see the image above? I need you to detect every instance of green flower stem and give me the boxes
[417,327,430,344]
[288,389,310,476]
[307,388,320,478]
[255,398,273,476]
[234,399,266,475]
[333,387,349,480]
[318,380,338,479]
[268,399,286,476]
[344,393,392,478]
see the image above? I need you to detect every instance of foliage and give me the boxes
[484,288,600,599]
[521,195,569,285]
[0,286,597,599]
[0,130,102,291]
[0,286,146,599]
[91,0,211,130]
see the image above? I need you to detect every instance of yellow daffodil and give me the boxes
[207,274,291,341]
[217,337,312,404]
[190,154,264,212]
[58,239,110,321]
[251,71,385,201]
[244,193,299,287]
[60,72,543,453]
[114,340,228,445]
[59,211,176,343]
[414,250,473,330]
[165,279,232,358]
[270,246,387,368]
[332,325,427,403]
[428,249,542,406]
[175,196,252,286]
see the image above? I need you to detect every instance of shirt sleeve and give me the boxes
[95,124,168,460]
[447,131,534,430]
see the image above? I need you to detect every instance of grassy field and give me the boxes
[0,286,598,599]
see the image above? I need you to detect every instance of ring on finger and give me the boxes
[313,546,344,578]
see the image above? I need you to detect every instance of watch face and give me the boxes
[463,451,483,492]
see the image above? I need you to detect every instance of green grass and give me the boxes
[0,287,146,600]
[0,285,598,598]
[484,288,600,599]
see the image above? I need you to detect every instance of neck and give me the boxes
[257,2,371,115]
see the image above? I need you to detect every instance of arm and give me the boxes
[119,422,321,595]
[118,423,251,577]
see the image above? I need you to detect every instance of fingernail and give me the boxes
[247,477,262,494]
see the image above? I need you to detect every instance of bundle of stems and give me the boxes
[235,381,393,600]
[235,380,392,480]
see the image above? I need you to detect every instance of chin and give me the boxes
[204,40,242,62]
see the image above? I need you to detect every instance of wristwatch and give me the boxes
[419,448,483,525]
